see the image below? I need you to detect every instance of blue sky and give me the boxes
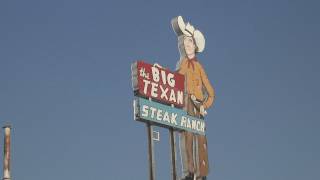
[0,0,319,179]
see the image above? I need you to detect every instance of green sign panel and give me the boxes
[134,97,206,135]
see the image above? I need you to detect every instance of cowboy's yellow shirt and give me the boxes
[178,58,215,109]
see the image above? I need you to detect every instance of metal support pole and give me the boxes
[147,123,156,180]
[3,125,12,180]
[169,128,177,180]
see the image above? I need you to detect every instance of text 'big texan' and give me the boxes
[132,61,185,107]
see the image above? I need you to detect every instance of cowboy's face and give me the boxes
[183,36,196,57]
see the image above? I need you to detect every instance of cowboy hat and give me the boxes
[171,16,205,53]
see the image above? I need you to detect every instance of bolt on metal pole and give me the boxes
[3,125,12,180]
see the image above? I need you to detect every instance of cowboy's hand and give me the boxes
[191,94,197,101]
[200,105,207,116]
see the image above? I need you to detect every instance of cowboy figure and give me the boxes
[172,16,215,180]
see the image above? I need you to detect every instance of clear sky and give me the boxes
[0,0,319,179]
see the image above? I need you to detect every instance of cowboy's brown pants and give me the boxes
[182,132,209,177]
[181,98,209,177]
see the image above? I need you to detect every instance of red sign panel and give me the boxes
[132,61,185,107]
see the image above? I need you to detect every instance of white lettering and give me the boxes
[170,113,178,125]
[151,67,160,82]
[169,89,176,102]
[163,111,170,122]
[151,82,158,98]
[150,107,157,118]
[142,105,149,117]
[156,109,163,121]
[163,114,170,123]
[177,90,183,105]
[197,121,201,131]
[143,79,151,95]
[161,71,167,85]
[160,86,168,100]
[200,122,205,132]
[167,73,175,87]
[181,116,187,127]
[192,120,197,130]
[187,118,192,129]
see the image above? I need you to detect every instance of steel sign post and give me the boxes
[169,128,177,180]
[147,123,156,180]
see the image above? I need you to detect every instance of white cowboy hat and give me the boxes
[171,16,205,53]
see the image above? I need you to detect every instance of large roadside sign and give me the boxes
[131,16,213,180]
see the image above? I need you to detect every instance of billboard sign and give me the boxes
[132,61,185,107]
